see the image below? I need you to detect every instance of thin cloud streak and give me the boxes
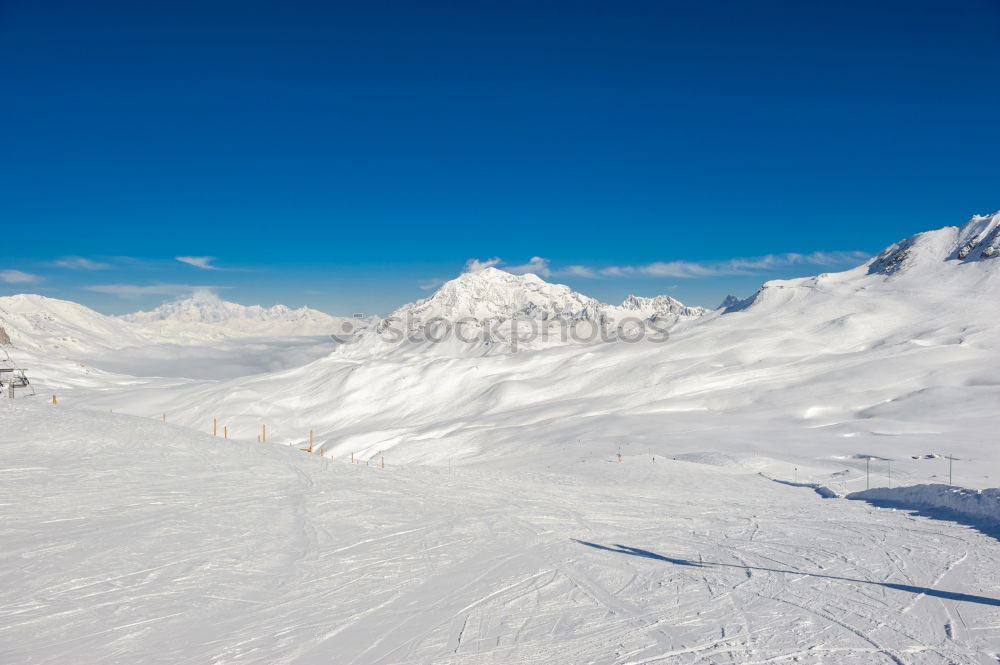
[462,251,870,281]
[51,256,111,270]
[84,283,223,298]
[0,269,40,284]
[176,256,223,270]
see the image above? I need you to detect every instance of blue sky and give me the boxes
[2,0,998,315]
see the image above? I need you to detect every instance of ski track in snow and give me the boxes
[2,403,999,665]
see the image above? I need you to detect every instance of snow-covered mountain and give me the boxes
[385,268,608,324]
[615,293,709,319]
[346,267,708,357]
[83,211,998,473]
[7,212,1000,665]
[121,290,357,340]
[868,210,1000,276]
[0,294,153,355]
[729,211,1000,314]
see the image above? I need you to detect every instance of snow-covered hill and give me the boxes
[0,293,152,355]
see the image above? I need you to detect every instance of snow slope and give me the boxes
[3,400,999,664]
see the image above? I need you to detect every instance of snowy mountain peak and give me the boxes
[389,268,606,324]
[953,211,1000,262]
[718,294,744,310]
[618,294,709,319]
[869,211,1000,276]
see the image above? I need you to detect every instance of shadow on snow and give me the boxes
[573,540,1000,607]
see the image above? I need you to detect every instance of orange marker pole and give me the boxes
[213,418,217,437]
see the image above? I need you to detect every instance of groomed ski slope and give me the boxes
[3,402,999,665]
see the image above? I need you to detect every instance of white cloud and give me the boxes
[418,278,447,290]
[506,257,552,277]
[605,251,871,279]
[463,257,501,272]
[85,283,221,298]
[560,265,598,278]
[176,256,222,270]
[0,269,40,284]
[51,256,111,270]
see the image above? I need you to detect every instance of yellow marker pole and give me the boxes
[351,452,354,464]
[52,395,57,405]
[381,456,385,469]
[262,424,266,443]
[224,426,228,439]
[213,418,217,437]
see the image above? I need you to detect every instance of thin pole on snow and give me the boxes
[866,458,870,489]
[213,418,217,436]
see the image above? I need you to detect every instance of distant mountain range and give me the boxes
[119,290,358,341]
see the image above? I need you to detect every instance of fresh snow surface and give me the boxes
[3,401,1000,665]
[2,212,1000,663]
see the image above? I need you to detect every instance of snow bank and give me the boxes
[760,473,839,498]
[847,484,1000,526]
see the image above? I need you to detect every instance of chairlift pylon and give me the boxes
[0,347,35,398]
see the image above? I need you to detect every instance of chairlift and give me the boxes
[0,348,35,398]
